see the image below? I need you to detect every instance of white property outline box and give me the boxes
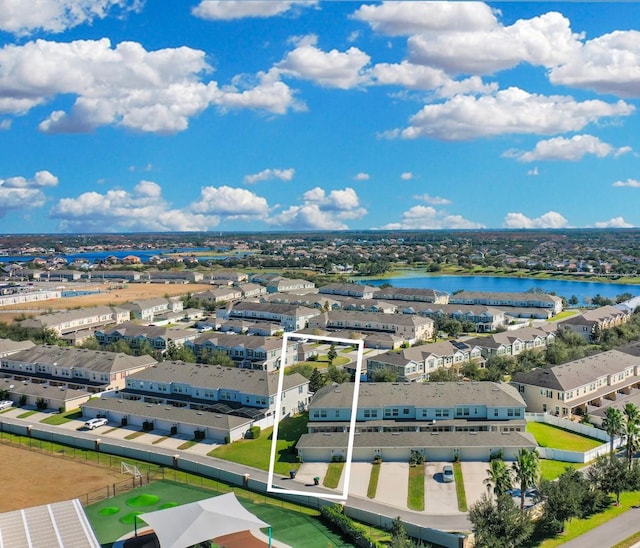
[267,332,364,500]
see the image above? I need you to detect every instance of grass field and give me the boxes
[86,479,352,547]
[323,462,344,489]
[407,464,425,511]
[453,462,467,512]
[210,413,308,475]
[539,459,587,481]
[527,422,603,452]
[367,463,380,498]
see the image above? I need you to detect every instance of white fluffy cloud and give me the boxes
[276,35,370,89]
[395,87,634,141]
[381,205,484,230]
[352,2,498,36]
[0,39,298,133]
[503,211,569,229]
[50,180,221,231]
[192,1,316,21]
[0,0,141,35]
[414,193,452,206]
[612,178,640,188]
[0,170,58,216]
[353,172,370,181]
[244,168,295,184]
[550,30,640,98]
[507,134,632,162]
[594,216,633,228]
[400,172,413,180]
[408,11,581,76]
[268,186,367,229]
[191,186,269,218]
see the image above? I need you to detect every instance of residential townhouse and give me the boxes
[208,270,249,284]
[373,287,449,304]
[318,282,378,300]
[449,290,563,315]
[399,302,506,333]
[366,340,484,382]
[217,301,321,331]
[558,305,631,341]
[193,287,243,305]
[238,283,267,299]
[0,288,61,307]
[0,338,35,358]
[466,327,557,358]
[511,347,640,417]
[297,381,534,462]
[0,345,157,409]
[184,332,298,371]
[122,361,309,421]
[95,322,197,353]
[19,305,130,340]
[120,297,184,322]
[265,276,316,293]
[308,310,434,345]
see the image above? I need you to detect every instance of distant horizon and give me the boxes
[1,2,639,232]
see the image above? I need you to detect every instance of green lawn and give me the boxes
[527,422,603,452]
[367,463,380,498]
[323,462,344,489]
[407,464,425,511]
[453,462,467,512]
[16,410,37,419]
[539,459,587,481]
[40,410,82,425]
[539,491,640,547]
[209,413,308,475]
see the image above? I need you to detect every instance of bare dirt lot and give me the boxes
[0,282,213,322]
[0,443,125,512]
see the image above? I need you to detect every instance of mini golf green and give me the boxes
[127,494,160,507]
[158,502,178,509]
[98,506,120,516]
[120,512,144,525]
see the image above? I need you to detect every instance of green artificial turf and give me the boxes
[527,421,603,451]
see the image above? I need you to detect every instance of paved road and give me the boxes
[558,508,640,547]
[0,414,472,533]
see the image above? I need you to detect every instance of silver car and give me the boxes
[442,464,454,483]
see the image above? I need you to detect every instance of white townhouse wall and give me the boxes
[449,290,563,315]
[399,303,506,332]
[558,305,631,341]
[121,297,184,322]
[266,276,316,293]
[318,282,378,300]
[308,310,434,345]
[238,283,267,299]
[19,305,130,336]
[184,332,298,371]
[367,340,483,382]
[0,289,61,307]
[511,346,640,416]
[298,381,531,462]
[193,287,243,304]
[0,345,157,392]
[95,322,197,352]
[123,361,309,419]
[217,301,320,331]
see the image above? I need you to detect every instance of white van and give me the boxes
[0,400,13,411]
[84,417,108,430]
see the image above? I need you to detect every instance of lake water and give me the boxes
[363,275,640,305]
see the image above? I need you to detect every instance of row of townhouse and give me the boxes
[0,345,157,410]
[265,276,316,293]
[0,288,61,306]
[95,322,197,352]
[192,283,266,305]
[20,305,130,339]
[184,332,298,371]
[0,338,35,358]
[466,326,557,359]
[558,305,631,341]
[449,290,564,315]
[297,381,535,462]
[399,303,507,332]
[120,297,184,322]
[367,340,483,382]
[373,287,449,304]
[319,282,379,300]
[307,310,434,345]
[511,342,640,418]
[217,301,320,331]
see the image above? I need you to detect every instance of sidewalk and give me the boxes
[558,508,640,547]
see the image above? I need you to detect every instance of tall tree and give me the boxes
[512,449,539,514]
[469,493,533,548]
[327,344,337,365]
[309,368,325,393]
[624,403,640,467]
[484,458,512,499]
[602,407,624,459]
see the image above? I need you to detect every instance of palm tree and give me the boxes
[602,407,624,459]
[624,403,640,466]
[512,449,539,514]
[484,458,512,500]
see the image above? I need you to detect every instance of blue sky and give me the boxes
[0,1,639,233]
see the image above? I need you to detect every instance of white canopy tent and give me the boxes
[139,492,271,548]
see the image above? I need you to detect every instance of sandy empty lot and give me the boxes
[0,443,125,512]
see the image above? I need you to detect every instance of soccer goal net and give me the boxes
[121,461,142,478]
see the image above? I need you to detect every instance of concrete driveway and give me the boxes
[425,462,460,514]
[375,462,409,509]
[460,461,490,508]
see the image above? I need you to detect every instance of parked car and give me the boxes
[0,400,13,410]
[84,417,108,430]
[442,464,454,483]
